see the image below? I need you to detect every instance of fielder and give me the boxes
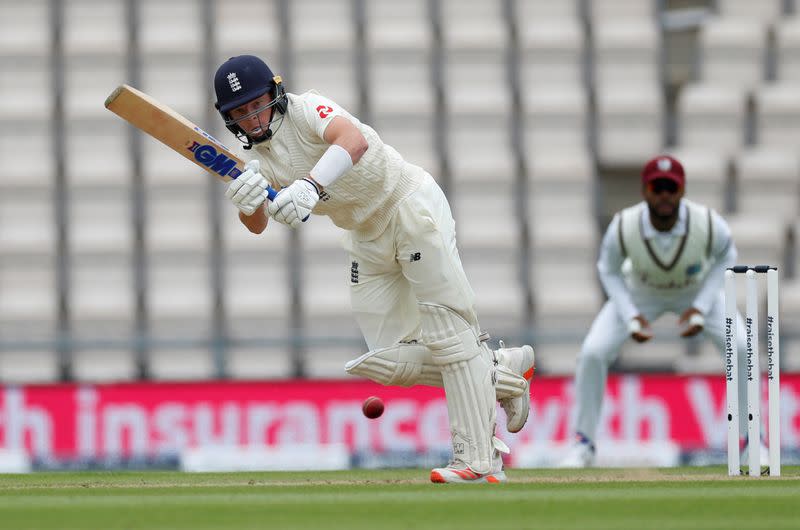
[213,55,535,483]
[560,155,761,467]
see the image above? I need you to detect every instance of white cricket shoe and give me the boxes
[494,342,535,433]
[741,439,770,469]
[558,435,596,468]
[430,452,506,484]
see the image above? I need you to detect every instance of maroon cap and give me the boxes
[641,155,685,187]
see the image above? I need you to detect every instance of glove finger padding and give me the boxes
[234,172,266,201]
[246,183,266,201]
[283,208,299,227]
[243,187,267,207]
[225,177,245,199]
[232,184,253,203]
[227,160,267,214]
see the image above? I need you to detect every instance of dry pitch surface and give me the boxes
[0,467,797,530]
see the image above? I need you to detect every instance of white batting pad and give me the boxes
[344,342,441,387]
[344,341,526,400]
[419,302,498,474]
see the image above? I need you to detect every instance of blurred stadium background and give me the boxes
[0,0,798,471]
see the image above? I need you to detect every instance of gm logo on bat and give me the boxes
[187,141,243,178]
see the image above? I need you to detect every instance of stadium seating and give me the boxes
[663,148,729,213]
[734,148,800,218]
[140,0,203,54]
[370,115,438,176]
[676,83,747,157]
[0,262,59,382]
[147,347,215,381]
[72,349,138,382]
[0,351,60,383]
[0,262,57,333]
[454,185,526,336]
[595,82,664,165]
[0,192,55,256]
[0,0,50,58]
[727,214,787,268]
[589,0,656,21]
[147,255,213,359]
[518,9,585,87]
[448,115,515,185]
[214,0,281,59]
[528,155,602,340]
[304,343,366,380]
[139,56,206,119]
[368,54,434,116]
[754,82,800,149]
[145,189,210,253]
[65,123,132,187]
[0,128,54,189]
[364,0,432,52]
[775,16,800,81]
[698,18,767,89]
[524,85,589,154]
[593,21,661,87]
[227,346,294,380]
[365,0,437,178]
[0,56,52,121]
[62,0,126,57]
[715,0,785,25]
[290,0,358,112]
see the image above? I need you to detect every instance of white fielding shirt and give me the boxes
[598,199,737,323]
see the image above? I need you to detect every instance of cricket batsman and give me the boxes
[213,55,535,483]
[559,155,762,467]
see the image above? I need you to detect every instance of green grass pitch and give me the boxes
[0,467,797,530]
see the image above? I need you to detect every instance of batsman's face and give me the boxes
[643,178,683,219]
[229,95,275,139]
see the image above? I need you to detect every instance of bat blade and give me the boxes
[104,84,246,182]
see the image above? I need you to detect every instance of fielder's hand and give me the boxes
[679,307,705,338]
[267,178,319,228]
[226,160,269,216]
[629,315,653,343]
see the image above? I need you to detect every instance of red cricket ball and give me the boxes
[362,396,384,419]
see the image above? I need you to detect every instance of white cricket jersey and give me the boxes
[246,91,424,240]
[619,198,713,290]
[597,199,737,322]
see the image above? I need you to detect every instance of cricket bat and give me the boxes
[104,84,277,200]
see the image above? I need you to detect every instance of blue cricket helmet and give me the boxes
[214,55,275,113]
[214,55,287,147]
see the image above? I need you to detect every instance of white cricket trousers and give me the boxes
[343,172,479,350]
[572,289,749,442]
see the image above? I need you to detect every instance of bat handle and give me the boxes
[265,186,309,223]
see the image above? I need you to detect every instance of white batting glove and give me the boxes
[267,178,319,228]
[225,159,268,216]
